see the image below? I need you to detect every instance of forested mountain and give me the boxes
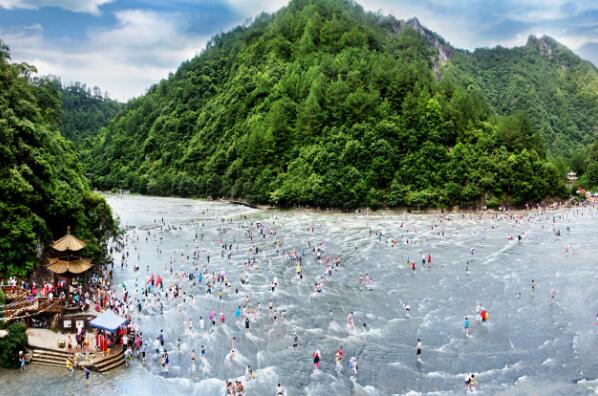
[57,81,122,149]
[86,0,598,208]
[445,35,598,157]
[573,136,598,189]
[0,41,117,277]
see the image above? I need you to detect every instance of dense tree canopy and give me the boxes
[573,136,598,191]
[446,35,598,157]
[57,81,122,148]
[0,41,117,277]
[85,0,583,208]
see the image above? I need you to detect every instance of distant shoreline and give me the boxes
[101,191,579,216]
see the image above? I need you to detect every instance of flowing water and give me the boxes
[3,194,598,395]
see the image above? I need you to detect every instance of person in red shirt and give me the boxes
[336,345,343,360]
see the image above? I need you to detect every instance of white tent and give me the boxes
[89,309,127,332]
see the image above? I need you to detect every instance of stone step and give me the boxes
[32,351,74,365]
[31,358,67,367]
[31,347,70,357]
[32,354,68,360]
[32,353,67,362]
[97,357,125,373]
[31,361,64,368]
[94,351,124,369]
[32,349,70,359]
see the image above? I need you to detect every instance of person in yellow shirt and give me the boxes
[66,357,74,375]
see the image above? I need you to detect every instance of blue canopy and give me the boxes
[89,309,127,332]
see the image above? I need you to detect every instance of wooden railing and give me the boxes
[1,285,29,301]
[2,297,64,320]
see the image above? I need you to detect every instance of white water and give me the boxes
[3,194,598,395]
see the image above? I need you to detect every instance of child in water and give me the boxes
[348,356,358,376]
[465,373,476,392]
[313,350,321,370]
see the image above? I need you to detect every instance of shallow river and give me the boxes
[3,194,598,395]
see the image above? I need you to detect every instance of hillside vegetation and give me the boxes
[446,35,598,157]
[85,0,597,208]
[0,41,117,277]
[58,81,122,149]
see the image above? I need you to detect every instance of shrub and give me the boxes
[0,323,27,369]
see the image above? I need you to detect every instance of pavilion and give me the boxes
[46,226,93,276]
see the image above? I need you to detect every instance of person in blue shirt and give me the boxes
[464,317,470,335]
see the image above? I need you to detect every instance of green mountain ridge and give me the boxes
[386,16,598,156]
[84,0,597,209]
[445,35,598,156]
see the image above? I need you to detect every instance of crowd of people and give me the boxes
[101,204,596,394]
[3,201,595,394]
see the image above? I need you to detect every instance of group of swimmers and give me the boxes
[107,203,595,394]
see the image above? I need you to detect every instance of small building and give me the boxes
[46,226,93,277]
[2,227,96,329]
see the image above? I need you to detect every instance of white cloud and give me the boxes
[2,9,207,101]
[224,0,288,17]
[0,1,292,101]
[0,0,113,15]
[23,23,44,32]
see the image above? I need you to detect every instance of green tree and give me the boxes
[0,41,117,277]
[0,323,27,369]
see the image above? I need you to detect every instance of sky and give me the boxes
[1,0,596,101]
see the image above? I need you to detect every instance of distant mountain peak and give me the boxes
[388,16,453,77]
[525,34,581,67]
[527,34,556,53]
[406,17,422,29]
